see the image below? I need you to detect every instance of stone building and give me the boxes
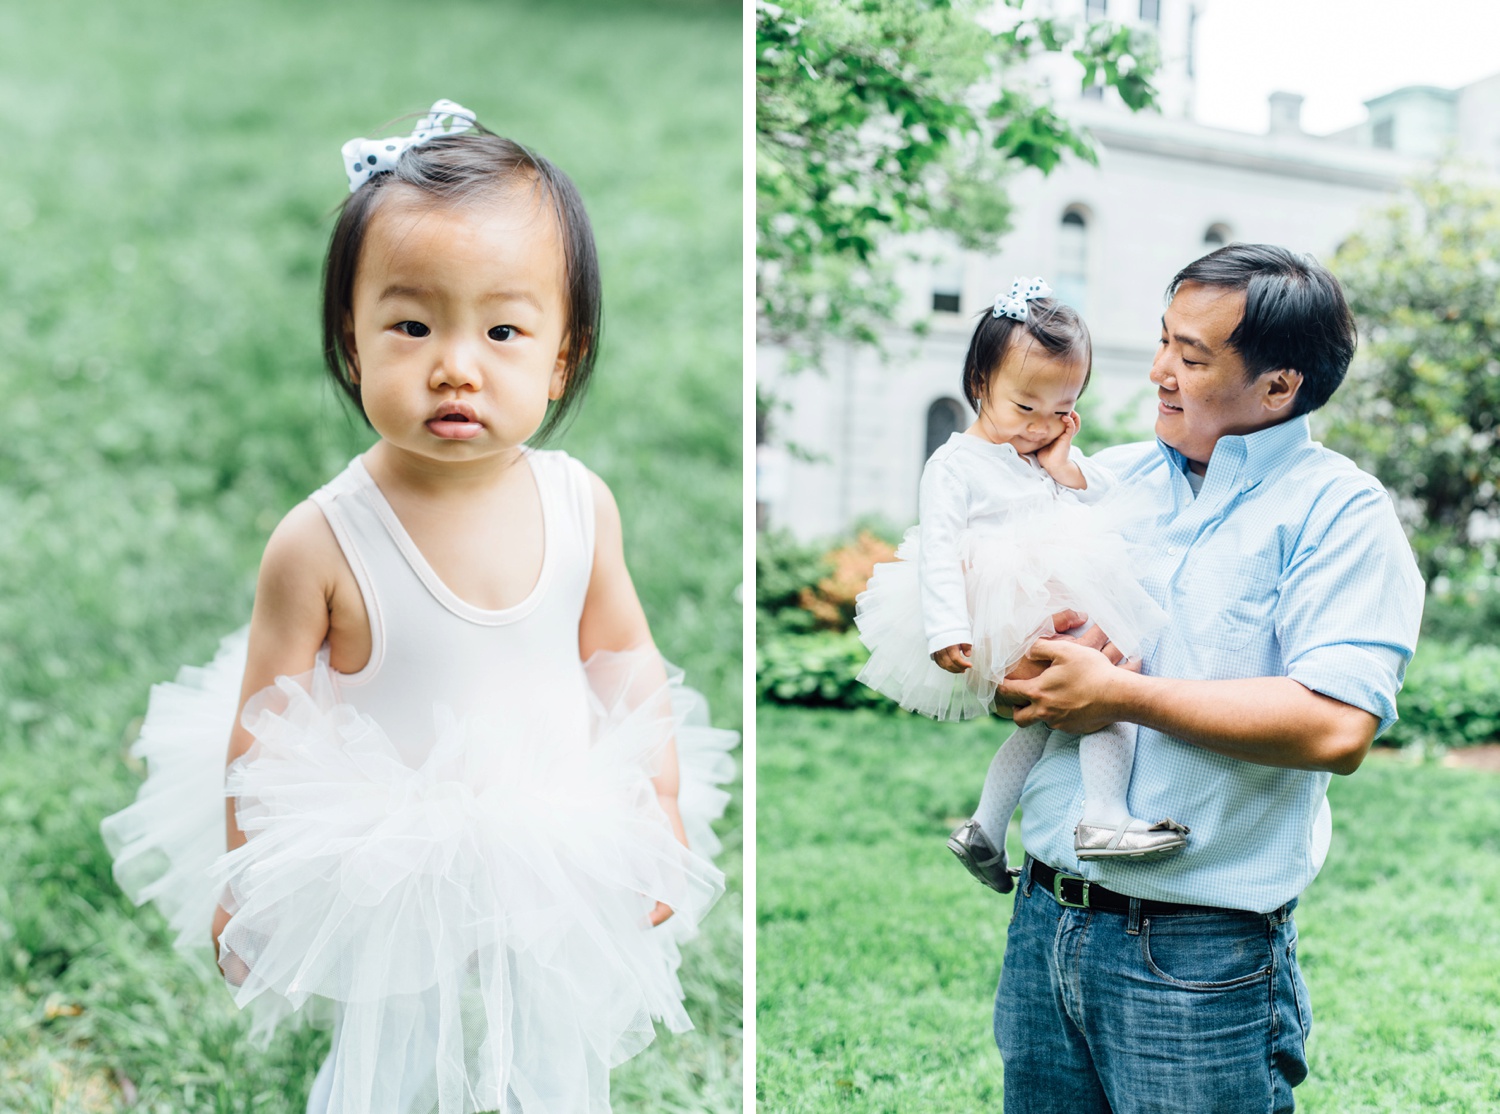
[758,0,1499,539]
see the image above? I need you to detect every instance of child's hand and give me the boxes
[1034,411,1080,474]
[211,903,249,987]
[648,901,675,927]
[932,643,973,673]
[1035,413,1088,490]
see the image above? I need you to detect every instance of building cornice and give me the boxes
[1067,104,1423,190]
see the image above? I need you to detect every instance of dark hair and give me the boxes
[961,297,1093,414]
[321,118,601,443]
[1166,243,1355,417]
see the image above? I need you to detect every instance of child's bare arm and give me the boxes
[578,472,686,927]
[214,501,345,970]
[1035,412,1087,489]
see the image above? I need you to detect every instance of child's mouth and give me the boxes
[427,405,482,440]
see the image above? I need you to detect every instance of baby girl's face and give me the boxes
[973,338,1088,453]
[346,188,570,467]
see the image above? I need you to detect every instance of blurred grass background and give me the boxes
[0,0,741,1109]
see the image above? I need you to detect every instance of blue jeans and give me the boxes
[995,859,1311,1114]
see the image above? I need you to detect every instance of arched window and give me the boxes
[1203,222,1232,248]
[925,398,968,459]
[1055,207,1090,314]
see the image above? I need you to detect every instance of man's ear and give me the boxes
[1262,368,1303,415]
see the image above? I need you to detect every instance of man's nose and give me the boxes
[1149,354,1176,390]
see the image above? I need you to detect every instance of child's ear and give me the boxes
[344,315,361,383]
[548,338,572,401]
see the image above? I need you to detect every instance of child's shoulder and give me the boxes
[925,434,966,467]
[525,447,621,533]
[253,497,350,603]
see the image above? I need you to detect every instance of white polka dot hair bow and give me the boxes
[992,276,1054,321]
[341,99,478,192]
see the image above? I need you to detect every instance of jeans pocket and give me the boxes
[1287,927,1312,1042]
[1140,913,1275,990]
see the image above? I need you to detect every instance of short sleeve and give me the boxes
[1275,484,1425,735]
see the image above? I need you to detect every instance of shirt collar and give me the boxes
[1156,415,1311,488]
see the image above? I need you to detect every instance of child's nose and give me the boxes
[432,340,483,390]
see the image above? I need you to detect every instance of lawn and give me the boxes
[757,705,1500,1113]
[0,1,741,1110]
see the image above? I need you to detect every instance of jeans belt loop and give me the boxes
[1052,872,1090,909]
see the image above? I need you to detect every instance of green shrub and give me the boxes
[756,630,887,709]
[1384,640,1500,750]
[1419,577,1500,646]
[756,531,829,639]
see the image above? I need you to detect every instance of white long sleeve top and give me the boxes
[919,432,1115,655]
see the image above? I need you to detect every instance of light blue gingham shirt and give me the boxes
[1018,416,1424,912]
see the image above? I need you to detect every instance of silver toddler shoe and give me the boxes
[1074,817,1190,861]
[947,819,1020,893]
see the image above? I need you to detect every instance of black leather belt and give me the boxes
[1030,859,1237,917]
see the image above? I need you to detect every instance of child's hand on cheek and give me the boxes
[1035,412,1088,490]
[1034,411,1079,473]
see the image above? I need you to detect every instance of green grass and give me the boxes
[757,706,1500,1113]
[0,1,740,1110]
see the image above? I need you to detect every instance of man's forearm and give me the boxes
[1105,671,1378,775]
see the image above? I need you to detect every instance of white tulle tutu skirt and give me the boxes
[100,630,736,1114]
[854,499,1166,720]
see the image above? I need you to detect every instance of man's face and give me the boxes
[1151,282,1286,474]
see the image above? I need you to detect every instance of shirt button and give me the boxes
[1168,546,1179,555]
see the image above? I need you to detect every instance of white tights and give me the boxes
[972,720,1139,843]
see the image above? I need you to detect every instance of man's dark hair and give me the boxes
[961,298,1093,414]
[1167,243,1356,417]
[321,120,601,443]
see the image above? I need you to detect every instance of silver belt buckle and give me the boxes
[1052,872,1090,909]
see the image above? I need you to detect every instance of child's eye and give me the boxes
[488,325,517,342]
[1015,403,1033,412]
[394,321,430,338]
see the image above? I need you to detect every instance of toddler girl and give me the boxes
[855,278,1188,892]
[101,101,735,1114]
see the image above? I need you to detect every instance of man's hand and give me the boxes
[932,643,973,673]
[998,638,1128,735]
[993,610,1124,714]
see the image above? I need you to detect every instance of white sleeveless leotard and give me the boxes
[100,449,735,1114]
[313,451,595,767]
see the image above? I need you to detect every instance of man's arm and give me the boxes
[997,639,1379,774]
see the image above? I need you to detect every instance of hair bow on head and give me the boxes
[992,276,1054,321]
[341,99,478,193]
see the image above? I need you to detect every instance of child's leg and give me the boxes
[1074,721,1190,860]
[305,1052,334,1114]
[973,722,1051,842]
[1077,720,1136,827]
